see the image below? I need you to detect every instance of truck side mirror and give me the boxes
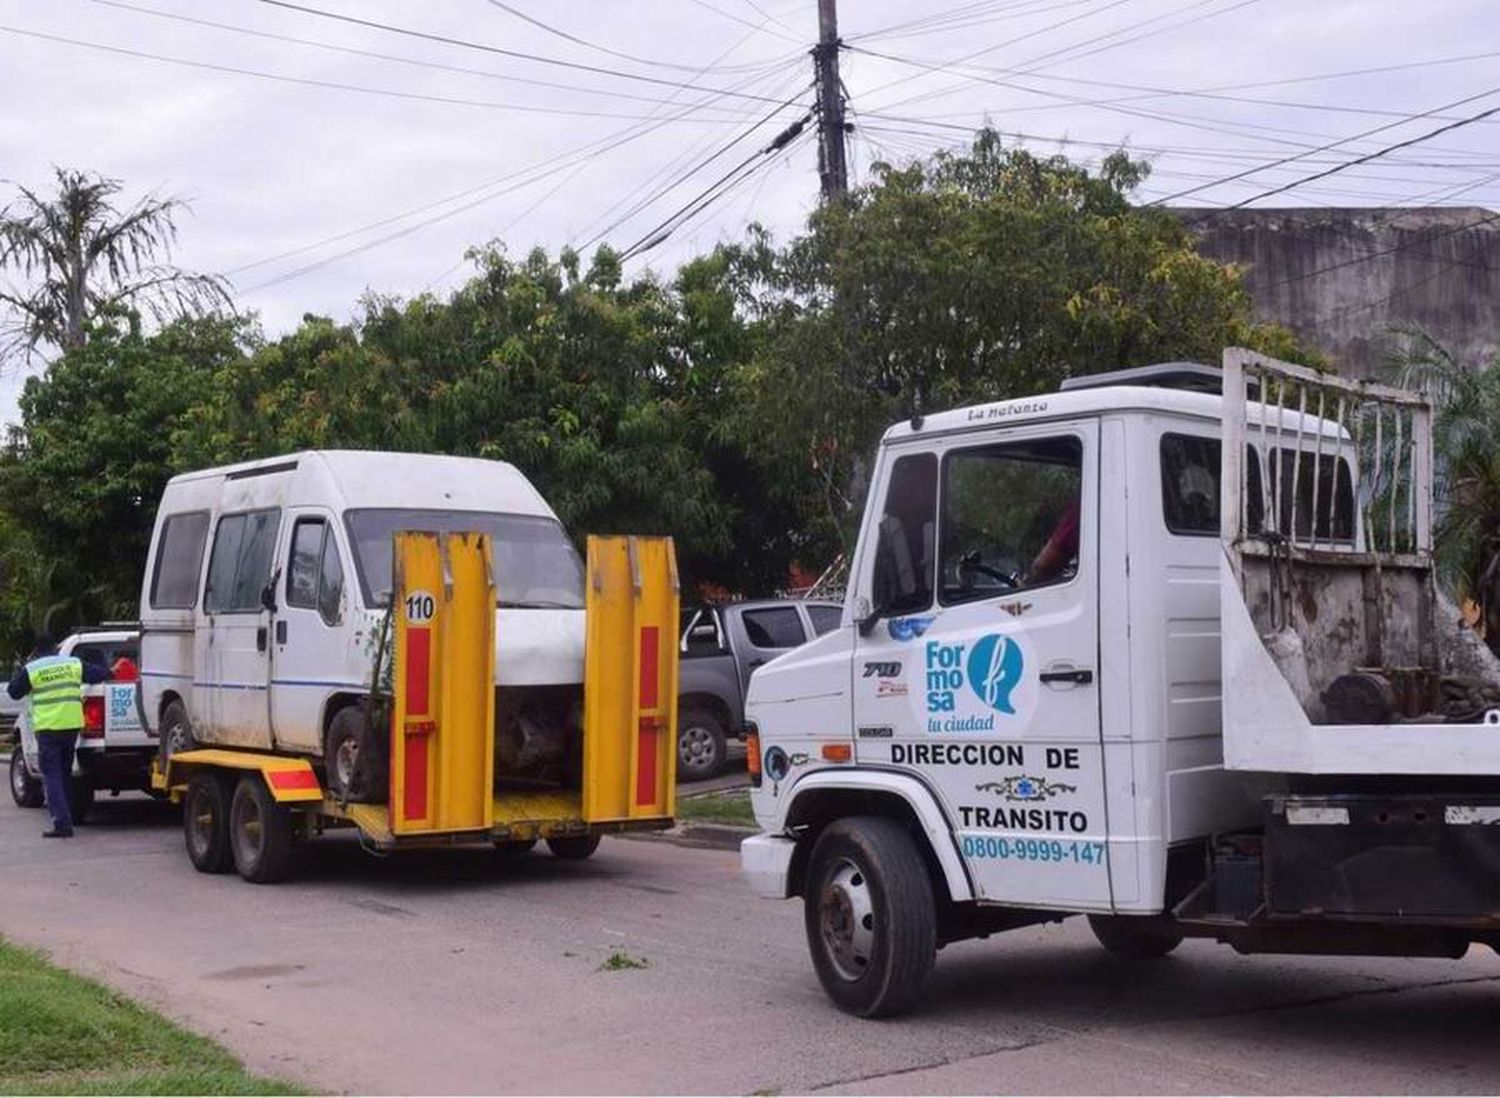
[260,581,278,613]
[854,595,881,637]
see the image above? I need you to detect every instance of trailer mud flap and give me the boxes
[390,531,497,836]
[582,535,679,823]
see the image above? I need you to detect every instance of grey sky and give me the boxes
[2,0,1497,423]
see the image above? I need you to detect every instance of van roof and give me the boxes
[164,450,556,518]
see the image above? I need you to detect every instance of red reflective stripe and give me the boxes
[638,626,659,710]
[636,717,660,806]
[404,732,428,821]
[268,769,319,791]
[406,627,430,715]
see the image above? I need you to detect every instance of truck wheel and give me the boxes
[9,746,43,808]
[183,772,234,874]
[229,776,294,884]
[1087,915,1184,959]
[805,816,936,1018]
[547,834,601,860]
[324,706,387,804]
[159,699,198,763]
[67,778,94,825]
[677,707,727,782]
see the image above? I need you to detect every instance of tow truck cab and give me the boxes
[742,350,1500,1018]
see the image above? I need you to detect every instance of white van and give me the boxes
[138,450,587,795]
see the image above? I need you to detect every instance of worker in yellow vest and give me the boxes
[8,634,109,837]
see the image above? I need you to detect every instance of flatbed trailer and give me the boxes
[155,531,678,882]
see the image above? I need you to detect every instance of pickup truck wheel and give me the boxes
[1087,915,1183,959]
[325,706,387,804]
[805,816,936,1018]
[183,772,234,873]
[677,707,727,782]
[230,776,294,884]
[9,746,43,808]
[547,834,601,860]
[159,699,198,764]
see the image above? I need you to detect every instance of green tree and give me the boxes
[0,168,229,365]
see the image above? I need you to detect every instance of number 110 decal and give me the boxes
[405,589,436,624]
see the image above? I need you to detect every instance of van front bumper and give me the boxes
[740,833,796,899]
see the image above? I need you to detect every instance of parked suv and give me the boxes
[677,599,841,780]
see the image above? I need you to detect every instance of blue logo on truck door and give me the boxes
[924,632,1027,730]
[966,634,1024,715]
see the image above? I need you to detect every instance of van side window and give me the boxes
[317,529,345,626]
[1160,435,1267,536]
[287,520,324,609]
[204,509,281,614]
[873,453,938,615]
[940,436,1081,604]
[150,511,210,609]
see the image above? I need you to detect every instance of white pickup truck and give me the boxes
[742,350,1500,1017]
[9,629,145,822]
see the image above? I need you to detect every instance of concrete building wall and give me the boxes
[1181,207,1500,376]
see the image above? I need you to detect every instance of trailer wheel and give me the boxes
[229,776,294,884]
[1087,915,1184,959]
[325,706,387,804]
[677,707,727,782]
[183,772,234,874]
[10,745,43,808]
[804,816,936,1018]
[547,835,601,860]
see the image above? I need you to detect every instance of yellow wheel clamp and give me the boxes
[158,531,679,848]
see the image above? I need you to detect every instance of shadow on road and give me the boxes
[77,795,179,829]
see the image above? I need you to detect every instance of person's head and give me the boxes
[30,632,57,658]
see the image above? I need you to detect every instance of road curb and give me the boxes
[624,822,755,852]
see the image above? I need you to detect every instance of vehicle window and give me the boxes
[1160,435,1267,536]
[150,511,210,609]
[73,646,104,666]
[205,509,281,613]
[345,509,584,609]
[317,529,344,626]
[940,436,1081,605]
[742,607,805,649]
[681,608,726,658]
[287,519,325,610]
[807,604,842,635]
[872,453,938,615]
[1269,449,1355,542]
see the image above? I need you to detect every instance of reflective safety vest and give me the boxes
[26,655,84,733]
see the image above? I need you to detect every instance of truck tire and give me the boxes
[324,705,387,804]
[183,771,234,874]
[804,816,936,1018]
[9,745,43,808]
[677,706,727,782]
[159,699,198,764]
[229,775,294,884]
[67,778,94,826]
[547,834,602,860]
[1087,914,1184,959]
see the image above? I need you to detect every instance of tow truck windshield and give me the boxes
[345,508,585,610]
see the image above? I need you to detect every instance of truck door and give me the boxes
[269,512,352,753]
[853,422,1110,910]
[198,508,281,748]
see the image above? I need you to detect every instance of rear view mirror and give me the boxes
[260,582,277,613]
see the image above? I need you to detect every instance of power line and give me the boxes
[0,22,773,123]
[256,0,802,107]
[682,0,804,43]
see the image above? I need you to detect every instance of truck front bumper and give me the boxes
[740,833,796,899]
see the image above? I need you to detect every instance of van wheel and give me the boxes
[229,776,294,883]
[159,699,198,764]
[324,706,387,804]
[677,707,726,782]
[10,746,43,808]
[183,772,234,873]
[805,816,936,1018]
[547,835,601,860]
[67,779,94,825]
[1087,915,1184,959]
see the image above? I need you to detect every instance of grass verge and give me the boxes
[0,937,302,1096]
[676,788,756,828]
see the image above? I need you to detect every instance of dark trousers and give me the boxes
[36,731,79,832]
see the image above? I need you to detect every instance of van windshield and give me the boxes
[344,509,585,610]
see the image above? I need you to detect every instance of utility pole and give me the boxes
[814,0,849,202]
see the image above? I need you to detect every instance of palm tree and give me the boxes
[0,168,229,365]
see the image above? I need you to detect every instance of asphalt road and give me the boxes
[4,795,1500,1095]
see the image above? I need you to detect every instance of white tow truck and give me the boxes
[741,349,1500,1016]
